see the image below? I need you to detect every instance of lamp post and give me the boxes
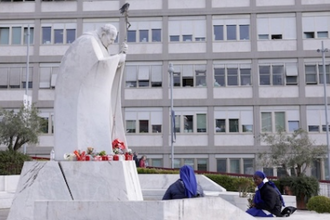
[23,25,31,155]
[317,41,330,180]
[168,63,175,168]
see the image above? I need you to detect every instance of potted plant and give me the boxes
[279,176,319,210]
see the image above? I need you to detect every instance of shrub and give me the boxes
[307,196,330,213]
[136,168,255,193]
[204,174,238,191]
[0,150,32,175]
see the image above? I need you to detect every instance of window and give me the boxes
[271,34,282,39]
[197,159,207,171]
[12,27,21,45]
[173,110,207,134]
[151,159,162,167]
[183,35,192,42]
[127,19,162,43]
[174,158,181,169]
[230,159,240,173]
[263,167,274,177]
[214,64,251,87]
[175,115,181,133]
[288,121,299,132]
[217,159,227,173]
[184,159,194,168]
[41,23,76,45]
[240,68,251,85]
[215,108,253,134]
[214,67,225,86]
[261,112,272,132]
[127,30,136,42]
[305,64,317,84]
[302,15,330,40]
[261,111,286,132]
[197,114,206,133]
[171,64,206,88]
[139,30,148,42]
[229,119,239,132]
[184,115,193,133]
[42,27,51,44]
[39,117,49,134]
[304,32,315,38]
[170,35,179,42]
[0,27,10,45]
[125,63,162,88]
[152,125,161,133]
[227,67,238,86]
[305,64,330,85]
[213,18,250,41]
[257,15,296,40]
[259,64,295,86]
[139,120,149,133]
[272,65,284,85]
[239,25,249,40]
[275,112,285,130]
[242,125,253,132]
[215,119,226,132]
[152,29,161,42]
[308,125,319,132]
[125,108,162,134]
[227,25,236,40]
[0,66,33,89]
[317,31,328,38]
[243,159,254,175]
[258,34,269,40]
[24,27,34,45]
[214,25,224,40]
[318,64,330,84]
[322,125,330,132]
[126,120,136,133]
[54,29,63,44]
[39,65,59,89]
[259,65,270,85]
[169,17,206,43]
[66,29,76,44]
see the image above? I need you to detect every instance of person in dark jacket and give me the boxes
[162,165,204,200]
[133,152,139,167]
[246,171,285,217]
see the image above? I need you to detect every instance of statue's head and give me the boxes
[98,24,117,49]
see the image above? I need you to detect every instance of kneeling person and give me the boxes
[162,165,204,200]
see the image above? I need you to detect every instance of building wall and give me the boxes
[0,0,330,179]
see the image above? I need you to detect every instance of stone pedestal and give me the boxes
[7,161,142,220]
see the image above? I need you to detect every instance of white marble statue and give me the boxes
[54,24,128,160]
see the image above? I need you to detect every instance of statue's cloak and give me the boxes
[54,32,126,160]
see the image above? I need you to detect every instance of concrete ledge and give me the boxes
[0,192,15,209]
[34,197,257,220]
[0,175,19,192]
[139,174,226,200]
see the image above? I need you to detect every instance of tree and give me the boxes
[0,105,43,151]
[258,128,327,177]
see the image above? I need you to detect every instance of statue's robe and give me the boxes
[54,31,127,160]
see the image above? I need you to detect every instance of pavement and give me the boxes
[1,208,330,220]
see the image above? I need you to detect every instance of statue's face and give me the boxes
[101,31,117,48]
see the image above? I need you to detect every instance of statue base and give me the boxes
[7,161,142,220]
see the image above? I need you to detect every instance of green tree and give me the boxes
[258,128,327,177]
[0,105,44,151]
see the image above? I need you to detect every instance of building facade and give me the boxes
[0,0,330,179]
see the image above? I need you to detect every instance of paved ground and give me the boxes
[1,208,330,220]
[0,208,9,220]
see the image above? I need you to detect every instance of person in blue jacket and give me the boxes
[162,165,204,200]
[246,171,286,217]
